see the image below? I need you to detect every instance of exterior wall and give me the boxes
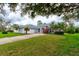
[40,28,43,33]
[27,29,35,34]
[40,26,51,33]
[14,30,19,33]
[15,26,51,34]
[27,29,38,34]
[18,28,39,34]
[18,28,26,33]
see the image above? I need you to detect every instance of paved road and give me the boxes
[0,33,45,45]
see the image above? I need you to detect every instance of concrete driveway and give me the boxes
[0,33,45,45]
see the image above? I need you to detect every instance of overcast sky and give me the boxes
[0,4,79,26]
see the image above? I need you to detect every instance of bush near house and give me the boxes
[2,31,8,34]
[50,22,79,34]
[65,25,75,34]
[54,29,64,35]
[75,27,79,33]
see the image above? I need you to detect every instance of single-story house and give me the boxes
[14,24,51,34]
[18,24,39,34]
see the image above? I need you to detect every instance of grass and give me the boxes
[0,32,24,38]
[0,33,79,55]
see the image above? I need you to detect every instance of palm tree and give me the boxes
[24,26,29,34]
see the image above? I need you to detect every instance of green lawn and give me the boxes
[0,32,24,38]
[0,33,79,55]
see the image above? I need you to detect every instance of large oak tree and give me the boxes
[0,3,79,20]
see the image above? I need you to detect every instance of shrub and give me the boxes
[66,29,75,34]
[75,27,79,33]
[2,32,8,34]
[64,23,75,34]
[54,29,64,35]
[65,26,75,34]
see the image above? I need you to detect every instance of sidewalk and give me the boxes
[0,33,45,45]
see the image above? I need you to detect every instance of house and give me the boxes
[27,24,39,33]
[18,24,39,34]
[14,24,51,34]
[37,23,51,33]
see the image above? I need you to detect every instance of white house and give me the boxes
[18,24,39,34]
[14,24,50,34]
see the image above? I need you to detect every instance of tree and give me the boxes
[0,3,79,19]
[8,3,79,19]
[1,3,79,26]
[37,20,42,26]
[65,23,75,33]
[0,19,5,31]
[0,18,12,32]
[24,26,29,34]
[12,24,19,30]
[57,22,64,30]
[50,22,55,30]
[50,22,64,34]
[0,19,10,31]
[50,22,64,30]
[75,27,79,33]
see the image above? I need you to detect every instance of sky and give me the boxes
[0,4,79,26]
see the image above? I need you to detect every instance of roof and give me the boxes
[18,23,50,29]
[19,24,39,30]
[37,23,50,28]
[27,24,39,29]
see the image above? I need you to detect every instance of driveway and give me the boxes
[0,33,45,45]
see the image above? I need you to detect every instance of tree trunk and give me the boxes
[26,31,27,34]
